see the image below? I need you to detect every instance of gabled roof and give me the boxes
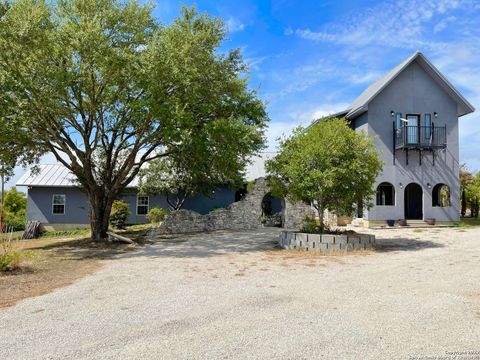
[16,164,140,188]
[345,51,475,118]
[16,153,277,188]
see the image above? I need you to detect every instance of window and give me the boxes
[432,184,450,207]
[137,196,149,215]
[376,182,395,206]
[424,113,432,140]
[395,113,402,129]
[52,194,66,215]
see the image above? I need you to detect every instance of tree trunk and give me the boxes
[88,189,115,242]
[461,189,466,218]
[317,200,325,234]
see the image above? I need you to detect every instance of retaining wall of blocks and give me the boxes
[279,231,375,252]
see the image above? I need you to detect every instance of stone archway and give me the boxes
[261,192,284,227]
[153,177,316,234]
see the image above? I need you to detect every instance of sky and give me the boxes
[7,0,480,189]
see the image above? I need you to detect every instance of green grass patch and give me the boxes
[458,218,480,227]
[39,228,91,239]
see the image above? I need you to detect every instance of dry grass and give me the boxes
[0,232,141,308]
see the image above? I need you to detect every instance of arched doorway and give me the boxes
[261,192,284,227]
[404,183,423,220]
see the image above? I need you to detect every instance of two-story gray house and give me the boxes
[327,51,474,226]
[17,51,474,229]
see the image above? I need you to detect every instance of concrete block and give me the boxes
[296,233,308,243]
[321,235,336,244]
[347,236,360,245]
[317,243,329,251]
[308,234,321,243]
[335,235,348,245]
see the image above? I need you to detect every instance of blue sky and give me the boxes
[7,0,480,188]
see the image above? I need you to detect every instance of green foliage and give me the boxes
[460,165,480,218]
[301,216,319,234]
[1,188,27,230]
[4,187,26,213]
[39,228,90,238]
[0,1,267,240]
[3,209,26,231]
[246,181,255,193]
[0,231,34,272]
[109,201,131,229]
[267,118,383,231]
[146,207,168,223]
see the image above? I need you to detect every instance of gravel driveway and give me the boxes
[1,227,479,359]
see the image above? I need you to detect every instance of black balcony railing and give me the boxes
[395,125,446,150]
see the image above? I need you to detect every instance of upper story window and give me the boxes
[376,182,395,206]
[52,194,66,215]
[137,195,149,215]
[432,184,450,207]
[395,113,402,129]
[424,114,432,139]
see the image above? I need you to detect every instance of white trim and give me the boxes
[52,194,66,215]
[136,195,149,216]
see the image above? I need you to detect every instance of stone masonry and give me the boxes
[151,177,316,235]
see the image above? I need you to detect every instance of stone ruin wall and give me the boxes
[151,177,317,235]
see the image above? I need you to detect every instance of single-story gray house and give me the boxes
[17,154,277,230]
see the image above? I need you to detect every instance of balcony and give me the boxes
[395,125,446,150]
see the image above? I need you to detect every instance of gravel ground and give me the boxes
[1,227,479,360]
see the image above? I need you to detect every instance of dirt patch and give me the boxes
[0,236,138,309]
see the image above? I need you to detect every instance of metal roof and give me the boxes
[345,51,475,118]
[311,51,475,124]
[17,153,277,188]
[17,164,78,187]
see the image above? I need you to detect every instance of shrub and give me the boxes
[109,200,130,229]
[146,207,168,223]
[1,188,27,231]
[301,216,320,234]
[0,230,34,272]
[3,209,26,231]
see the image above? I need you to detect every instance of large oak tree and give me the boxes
[0,0,267,240]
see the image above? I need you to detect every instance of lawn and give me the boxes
[459,217,480,227]
[0,224,155,308]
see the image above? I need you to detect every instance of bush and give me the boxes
[301,216,320,234]
[146,207,168,223]
[1,188,27,231]
[3,209,26,231]
[109,200,130,229]
[0,232,34,272]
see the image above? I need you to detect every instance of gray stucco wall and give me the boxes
[27,186,236,226]
[358,60,460,222]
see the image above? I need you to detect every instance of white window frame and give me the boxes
[136,195,149,216]
[52,194,66,215]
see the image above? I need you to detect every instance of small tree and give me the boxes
[266,118,383,232]
[138,124,248,210]
[109,201,130,229]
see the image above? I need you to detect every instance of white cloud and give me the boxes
[287,0,475,51]
[265,103,350,150]
[433,16,457,33]
[225,17,246,33]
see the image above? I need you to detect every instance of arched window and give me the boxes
[432,184,450,207]
[376,182,395,206]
